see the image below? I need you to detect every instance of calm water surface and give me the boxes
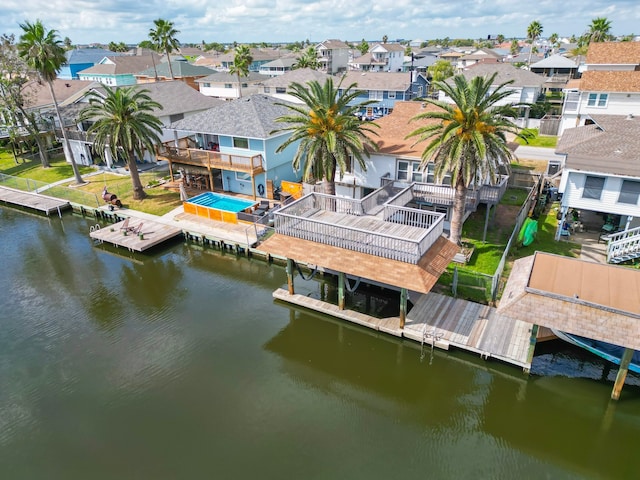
[1,207,639,479]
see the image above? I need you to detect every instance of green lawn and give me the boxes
[0,149,94,183]
[515,128,558,148]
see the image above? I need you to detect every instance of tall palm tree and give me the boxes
[149,18,180,80]
[17,19,84,184]
[406,73,521,245]
[229,45,253,98]
[526,20,543,67]
[588,17,612,43]
[79,86,163,200]
[271,78,379,195]
[293,46,319,70]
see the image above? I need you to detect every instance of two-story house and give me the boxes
[135,62,216,90]
[560,42,640,135]
[349,43,406,72]
[196,72,264,100]
[316,39,350,74]
[456,48,503,70]
[259,68,332,103]
[555,114,640,262]
[157,94,301,198]
[338,71,429,119]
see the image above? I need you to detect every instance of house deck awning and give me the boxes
[260,234,459,294]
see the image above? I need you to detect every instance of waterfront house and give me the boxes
[559,42,640,135]
[157,94,302,198]
[334,101,509,232]
[58,81,223,167]
[555,114,640,262]
[196,72,264,100]
[316,39,350,74]
[338,71,429,119]
[258,68,332,103]
[77,54,161,86]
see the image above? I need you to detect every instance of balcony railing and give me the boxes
[157,144,265,174]
[273,192,445,264]
[478,175,509,204]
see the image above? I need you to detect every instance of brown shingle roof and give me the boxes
[78,55,161,75]
[368,101,440,157]
[579,70,640,92]
[586,41,640,64]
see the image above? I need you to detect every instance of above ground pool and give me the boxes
[184,192,257,223]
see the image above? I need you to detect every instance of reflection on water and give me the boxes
[0,207,638,479]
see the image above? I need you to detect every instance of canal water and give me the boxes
[1,207,639,479]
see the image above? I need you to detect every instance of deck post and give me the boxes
[286,258,295,295]
[523,324,539,373]
[338,272,345,310]
[399,288,407,329]
[611,348,634,400]
[251,174,257,200]
[482,204,491,243]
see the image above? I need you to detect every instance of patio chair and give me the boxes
[119,218,131,233]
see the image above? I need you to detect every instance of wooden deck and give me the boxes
[273,288,534,370]
[404,292,534,369]
[0,185,70,216]
[90,217,182,252]
[311,210,427,241]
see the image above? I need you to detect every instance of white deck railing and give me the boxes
[606,226,640,263]
[274,192,445,264]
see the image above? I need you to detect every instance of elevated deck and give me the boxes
[0,185,70,216]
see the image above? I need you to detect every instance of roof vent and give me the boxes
[65,83,71,87]
[626,113,635,119]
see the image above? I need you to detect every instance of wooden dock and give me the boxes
[89,218,182,252]
[404,292,534,370]
[273,289,534,370]
[0,185,70,216]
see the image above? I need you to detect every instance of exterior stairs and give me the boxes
[606,226,640,264]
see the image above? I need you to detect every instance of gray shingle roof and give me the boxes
[340,71,413,91]
[459,63,546,87]
[136,62,215,78]
[530,54,578,69]
[260,68,332,87]
[195,71,264,84]
[170,94,296,139]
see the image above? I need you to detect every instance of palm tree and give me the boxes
[548,33,559,52]
[526,20,543,66]
[229,45,253,98]
[17,19,84,184]
[79,86,163,200]
[588,17,612,43]
[293,46,319,70]
[149,18,180,80]
[271,78,379,195]
[406,73,521,245]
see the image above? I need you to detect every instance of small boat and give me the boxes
[552,330,640,374]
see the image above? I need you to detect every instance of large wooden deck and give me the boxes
[0,185,70,216]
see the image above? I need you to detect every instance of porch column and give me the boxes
[286,259,295,295]
[399,288,408,329]
[611,348,635,400]
[251,173,257,200]
[625,216,633,231]
[338,272,345,310]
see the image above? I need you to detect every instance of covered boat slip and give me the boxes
[499,252,640,399]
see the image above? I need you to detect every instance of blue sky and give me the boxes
[1,0,639,45]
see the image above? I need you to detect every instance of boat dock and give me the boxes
[0,185,70,217]
[273,289,535,370]
[90,217,182,252]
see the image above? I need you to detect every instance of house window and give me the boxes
[264,87,270,93]
[396,160,423,182]
[275,87,286,94]
[203,82,211,88]
[233,137,249,149]
[388,91,396,99]
[425,163,450,185]
[587,93,608,107]
[235,172,251,181]
[241,83,248,88]
[224,83,233,88]
[369,90,383,100]
[582,175,605,200]
[169,113,184,123]
[618,180,640,205]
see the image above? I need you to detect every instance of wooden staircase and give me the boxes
[606,226,640,264]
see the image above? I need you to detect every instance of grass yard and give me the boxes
[0,149,94,183]
[515,128,558,148]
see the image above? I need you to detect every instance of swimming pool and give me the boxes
[184,192,257,224]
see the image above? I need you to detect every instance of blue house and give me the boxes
[339,71,430,119]
[58,48,123,80]
[159,94,301,199]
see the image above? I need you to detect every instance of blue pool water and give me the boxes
[187,192,257,213]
